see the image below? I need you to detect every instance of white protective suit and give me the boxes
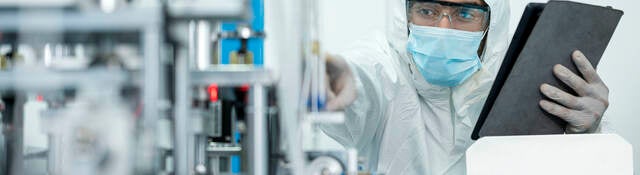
[319,0,618,173]
[320,0,511,174]
[320,0,613,174]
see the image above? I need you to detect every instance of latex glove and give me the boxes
[539,50,610,133]
[325,55,357,111]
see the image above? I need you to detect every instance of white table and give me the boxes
[466,134,633,175]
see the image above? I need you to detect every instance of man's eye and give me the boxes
[458,9,476,20]
[418,9,437,16]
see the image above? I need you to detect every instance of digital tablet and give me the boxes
[471,1,623,140]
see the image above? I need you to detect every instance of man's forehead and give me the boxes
[437,0,485,5]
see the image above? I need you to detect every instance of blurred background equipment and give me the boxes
[0,0,363,174]
[0,0,165,174]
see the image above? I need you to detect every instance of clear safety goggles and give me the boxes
[407,0,490,32]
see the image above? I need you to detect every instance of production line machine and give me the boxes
[0,0,362,174]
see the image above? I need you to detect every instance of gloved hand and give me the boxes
[325,55,357,111]
[539,50,610,133]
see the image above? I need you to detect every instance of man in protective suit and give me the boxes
[321,0,611,174]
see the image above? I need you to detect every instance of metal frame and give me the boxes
[0,7,162,32]
[267,0,306,174]
[190,67,275,86]
[0,2,166,174]
[173,23,274,175]
[0,0,318,174]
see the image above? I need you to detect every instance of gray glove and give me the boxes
[325,55,357,111]
[539,50,610,133]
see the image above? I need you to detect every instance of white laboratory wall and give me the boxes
[264,0,388,76]
[266,0,640,172]
[318,0,388,53]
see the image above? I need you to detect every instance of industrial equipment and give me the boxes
[0,0,361,174]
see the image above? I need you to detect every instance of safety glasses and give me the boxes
[407,0,490,32]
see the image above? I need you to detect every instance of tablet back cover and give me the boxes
[475,1,623,138]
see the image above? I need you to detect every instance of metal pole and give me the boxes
[8,94,25,175]
[270,0,306,173]
[196,21,212,70]
[141,23,163,175]
[143,22,161,132]
[142,7,163,132]
[248,85,267,175]
[174,21,196,175]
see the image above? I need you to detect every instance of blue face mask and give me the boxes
[407,24,485,87]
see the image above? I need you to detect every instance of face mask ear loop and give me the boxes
[403,41,421,79]
[479,6,491,62]
[480,28,488,38]
[478,27,489,63]
[478,28,489,62]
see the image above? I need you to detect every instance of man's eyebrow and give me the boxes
[459,1,485,6]
[470,3,484,6]
[432,0,486,6]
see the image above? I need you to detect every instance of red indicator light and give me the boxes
[208,84,219,102]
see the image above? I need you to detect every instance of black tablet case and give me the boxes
[471,1,623,140]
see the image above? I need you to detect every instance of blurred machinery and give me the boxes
[0,0,164,174]
[0,0,361,175]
